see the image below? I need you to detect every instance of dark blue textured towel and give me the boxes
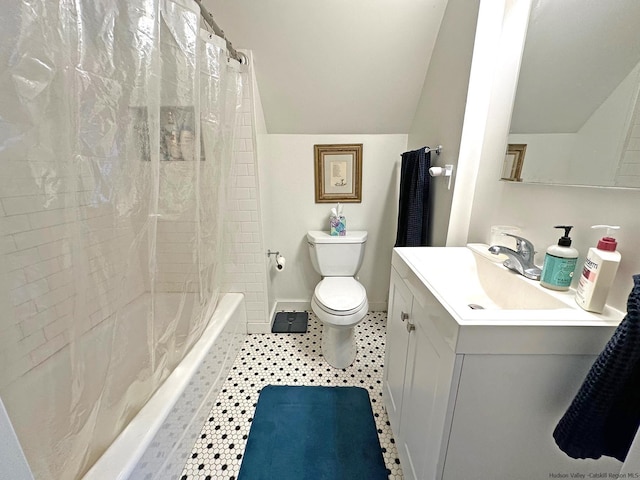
[394,148,431,247]
[553,274,640,461]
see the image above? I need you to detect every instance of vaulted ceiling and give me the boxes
[206,0,640,137]
[204,0,449,134]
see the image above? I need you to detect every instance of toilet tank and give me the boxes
[307,231,368,276]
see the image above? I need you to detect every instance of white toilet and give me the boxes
[307,230,368,368]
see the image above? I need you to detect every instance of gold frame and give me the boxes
[314,144,363,203]
[502,143,527,181]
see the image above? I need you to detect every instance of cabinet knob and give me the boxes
[406,322,416,333]
[401,311,409,322]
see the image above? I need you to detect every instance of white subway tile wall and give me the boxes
[616,91,640,187]
[221,72,269,327]
[0,158,147,389]
[0,69,268,391]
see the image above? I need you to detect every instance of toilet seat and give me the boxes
[313,277,367,316]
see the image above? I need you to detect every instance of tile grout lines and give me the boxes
[180,311,403,480]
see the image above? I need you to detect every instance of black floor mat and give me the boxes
[271,311,308,333]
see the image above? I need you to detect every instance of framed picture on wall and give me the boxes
[501,143,527,181]
[314,144,363,203]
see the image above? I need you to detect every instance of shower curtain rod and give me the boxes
[193,0,247,64]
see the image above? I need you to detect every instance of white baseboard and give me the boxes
[274,301,312,312]
[247,322,272,334]
[247,302,278,334]
[273,301,387,312]
[368,302,388,312]
[247,302,308,334]
[268,302,277,325]
[246,301,387,334]
[248,302,309,334]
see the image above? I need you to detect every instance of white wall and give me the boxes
[509,61,640,186]
[616,74,640,187]
[252,0,479,317]
[257,134,408,315]
[509,133,573,183]
[407,0,480,246]
[469,183,640,312]
[566,62,637,186]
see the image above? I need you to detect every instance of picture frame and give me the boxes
[501,143,527,181]
[314,144,363,203]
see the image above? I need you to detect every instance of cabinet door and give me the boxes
[383,268,413,434]
[399,298,456,480]
[442,354,623,479]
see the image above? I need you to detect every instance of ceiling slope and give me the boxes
[205,0,449,134]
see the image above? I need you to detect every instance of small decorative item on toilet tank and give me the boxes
[329,203,346,236]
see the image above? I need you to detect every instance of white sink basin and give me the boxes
[439,245,567,311]
[392,244,623,325]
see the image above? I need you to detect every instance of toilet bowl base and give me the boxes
[321,323,357,369]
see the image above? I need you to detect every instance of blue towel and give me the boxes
[394,148,431,247]
[553,274,640,461]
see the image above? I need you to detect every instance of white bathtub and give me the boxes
[83,293,247,480]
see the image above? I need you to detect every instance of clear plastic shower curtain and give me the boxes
[0,1,244,478]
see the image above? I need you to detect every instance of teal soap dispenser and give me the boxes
[540,225,579,291]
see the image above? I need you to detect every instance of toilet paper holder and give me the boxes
[429,164,454,190]
[267,249,286,271]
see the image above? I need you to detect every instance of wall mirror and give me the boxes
[504,0,640,188]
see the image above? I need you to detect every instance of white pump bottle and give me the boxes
[575,225,621,313]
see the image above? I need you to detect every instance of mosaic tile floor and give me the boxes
[180,311,403,480]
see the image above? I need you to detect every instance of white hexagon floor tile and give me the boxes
[180,311,403,480]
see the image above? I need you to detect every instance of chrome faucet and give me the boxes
[488,233,542,280]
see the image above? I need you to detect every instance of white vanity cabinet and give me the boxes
[383,248,624,480]
[383,265,458,480]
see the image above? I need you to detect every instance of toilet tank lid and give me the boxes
[307,231,368,244]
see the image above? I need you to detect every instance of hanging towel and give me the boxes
[394,148,431,247]
[553,274,640,462]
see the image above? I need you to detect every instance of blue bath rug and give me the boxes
[237,385,388,480]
